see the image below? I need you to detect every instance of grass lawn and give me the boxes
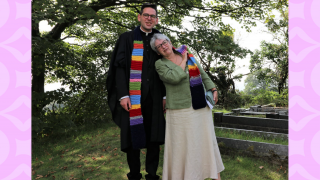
[32,121,288,180]
[219,153,287,180]
[238,114,267,118]
[212,107,232,114]
[214,128,288,145]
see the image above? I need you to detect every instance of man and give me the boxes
[106,3,166,180]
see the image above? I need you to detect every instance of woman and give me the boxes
[150,33,224,180]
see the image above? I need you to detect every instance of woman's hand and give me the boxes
[178,51,188,70]
[182,51,188,63]
[211,88,218,104]
[213,91,218,104]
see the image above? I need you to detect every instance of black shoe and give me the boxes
[145,174,160,180]
[127,172,142,180]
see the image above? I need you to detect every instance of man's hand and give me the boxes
[162,99,166,113]
[120,97,131,112]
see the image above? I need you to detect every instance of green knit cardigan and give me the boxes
[155,57,216,110]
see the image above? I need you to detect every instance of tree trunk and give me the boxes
[32,20,46,114]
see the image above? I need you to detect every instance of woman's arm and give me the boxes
[155,60,188,84]
[195,60,216,90]
[195,60,219,103]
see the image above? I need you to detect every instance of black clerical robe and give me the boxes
[106,27,166,152]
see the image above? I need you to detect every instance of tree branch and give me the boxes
[61,35,78,40]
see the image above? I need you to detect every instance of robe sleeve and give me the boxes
[114,33,130,100]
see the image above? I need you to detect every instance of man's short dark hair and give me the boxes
[140,3,157,16]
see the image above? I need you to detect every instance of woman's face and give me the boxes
[154,39,172,56]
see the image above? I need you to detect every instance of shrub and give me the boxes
[220,88,288,110]
[32,87,112,141]
[249,88,288,107]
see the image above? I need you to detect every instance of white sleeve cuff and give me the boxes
[163,96,166,99]
[119,96,129,101]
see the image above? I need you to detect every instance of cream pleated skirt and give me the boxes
[162,106,224,180]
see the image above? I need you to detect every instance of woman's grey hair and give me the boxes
[150,33,171,53]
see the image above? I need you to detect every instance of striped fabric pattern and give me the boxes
[128,27,146,149]
[176,45,207,109]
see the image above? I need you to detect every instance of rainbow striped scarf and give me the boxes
[128,27,146,149]
[175,45,207,109]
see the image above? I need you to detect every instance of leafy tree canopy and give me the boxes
[243,68,278,95]
[32,0,287,138]
[249,1,288,94]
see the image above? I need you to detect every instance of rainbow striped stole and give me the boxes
[128,27,146,149]
[175,45,207,109]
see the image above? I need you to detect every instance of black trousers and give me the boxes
[126,92,160,180]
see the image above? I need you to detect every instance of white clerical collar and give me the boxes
[140,27,152,36]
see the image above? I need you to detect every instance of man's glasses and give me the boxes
[142,13,157,19]
[156,40,168,50]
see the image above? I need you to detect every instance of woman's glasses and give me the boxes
[155,40,169,50]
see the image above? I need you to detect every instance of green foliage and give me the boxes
[223,91,244,109]
[242,68,287,108]
[240,94,255,108]
[273,88,288,107]
[244,69,278,95]
[250,41,288,93]
[219,87,288,109]
[250,88,288,107]
[32,88,75,139]
[252,89,278,106]
[32,77,111,140]
[249,2,288,94]
[63,87,111,126]
[221,91,255,109]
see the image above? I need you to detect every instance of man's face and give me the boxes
[138,7,158,32]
